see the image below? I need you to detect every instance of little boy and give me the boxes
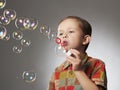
[48,16,107,90]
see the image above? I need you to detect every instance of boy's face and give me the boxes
[57,19,85,51]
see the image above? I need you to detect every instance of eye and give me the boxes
[58,33,63,36]
[69,30,75,33]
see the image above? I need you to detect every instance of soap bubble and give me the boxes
[0,0,6,9]
[2,34,10,41]
[22,71,36,83]
[21,38,31,47]
[0,15,10,25]
[3,9,16,20]
[12,31,23,40]
[48,31,57,41]
[0,25,7,39]
[23,18,31,30]
[55,37,63,56]
[55,45,66,56]
[40,25,50,36]
[23,17,38,30]
[15,17,38,31]
[54,37,69,57]
[15,17,26,30]
[13,45,22,54]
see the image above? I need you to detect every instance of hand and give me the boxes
[66,49,82,71]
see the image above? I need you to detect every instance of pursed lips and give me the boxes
[61,40,68,47]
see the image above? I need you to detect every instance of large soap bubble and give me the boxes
[0,0,6,9]
[0,25,7,39]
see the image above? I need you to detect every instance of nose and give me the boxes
[62,33,67,38]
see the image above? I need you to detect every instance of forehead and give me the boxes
[58,19,81,31]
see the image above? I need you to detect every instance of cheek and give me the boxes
[69,36,83,47]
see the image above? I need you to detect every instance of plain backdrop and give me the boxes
[0,0,120,90]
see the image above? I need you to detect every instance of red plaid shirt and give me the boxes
[48,54,107,90]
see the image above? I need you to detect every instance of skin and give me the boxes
[57,18,103,90]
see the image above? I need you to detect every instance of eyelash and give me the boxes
[69,30,74,33]
[58,33,63,36]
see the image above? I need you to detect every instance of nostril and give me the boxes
[63,34,67,38]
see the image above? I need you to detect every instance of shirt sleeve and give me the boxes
[91,60,107,89]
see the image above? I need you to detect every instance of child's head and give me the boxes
[57,16,92,52]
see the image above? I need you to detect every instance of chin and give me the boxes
[63,47,71,52]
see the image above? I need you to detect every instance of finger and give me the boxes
[70,49,80,58]
[66,55,75,61]
[66,56,75,64]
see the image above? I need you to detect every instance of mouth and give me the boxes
[55,37,68,46]
[55,37,69,51]
[61,40,70,51]
[61,40,68,47]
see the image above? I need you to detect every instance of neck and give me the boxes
[78,49,87,60]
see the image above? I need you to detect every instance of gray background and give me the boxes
[0,0,120,90]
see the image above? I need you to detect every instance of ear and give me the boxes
[82,35,91,45]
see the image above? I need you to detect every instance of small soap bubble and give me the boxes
[48,31,57,41]
[22,71,36,83]
[55,45,66,56]
[15,17,26,30]
[40,25,50,36]
[0,25,7,39]
[21,38,31,47]
[0,0,6,9]
[3,34,10,41]
[23,18,31,29]
[0,15,10,25]
[3,9,16,20]
[13,45,22,54]
[12,31,23,40]
[25,18,38,30]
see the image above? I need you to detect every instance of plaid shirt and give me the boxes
[48,54,107,90]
